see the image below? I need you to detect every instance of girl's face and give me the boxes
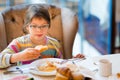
[27,17,49,44]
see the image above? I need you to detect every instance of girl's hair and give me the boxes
[23,5,50,34]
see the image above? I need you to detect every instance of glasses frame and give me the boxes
[29,24,49,30]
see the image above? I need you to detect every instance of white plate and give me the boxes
[29,58,63,76]
[29,58,95,79]
[29,69,56,76]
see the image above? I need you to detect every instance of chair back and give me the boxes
[0,4,78,59]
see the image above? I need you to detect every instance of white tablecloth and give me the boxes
[0,53,120,80]
[78,53,120,80]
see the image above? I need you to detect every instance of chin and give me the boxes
[36,36,45,41]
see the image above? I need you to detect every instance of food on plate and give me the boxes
[38,61,57,72]
[55,67,73,80]
[55,67,85,80]
[35,45,56,53]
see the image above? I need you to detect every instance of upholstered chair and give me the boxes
[0,4,78,59]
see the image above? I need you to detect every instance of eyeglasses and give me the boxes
[29,24,49,30]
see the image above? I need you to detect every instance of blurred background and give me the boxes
[0,0,120,57]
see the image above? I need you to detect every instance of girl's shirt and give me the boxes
[0,34,62,68]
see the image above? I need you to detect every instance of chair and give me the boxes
[0,4,78,59]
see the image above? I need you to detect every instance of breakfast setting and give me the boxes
[0,45,120,80]
[1,58,95,80]
[0,1,120,80]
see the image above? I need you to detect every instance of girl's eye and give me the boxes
[41,25,46,28]
[30,25,37,28]
[41,25,49,28]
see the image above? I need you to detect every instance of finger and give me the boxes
[77,54,81,58]
[79,54,85,58]
[74,54,85,58]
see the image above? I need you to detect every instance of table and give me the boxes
[0,54,120,80]
[78,53,120,80]
[0,64,55,80]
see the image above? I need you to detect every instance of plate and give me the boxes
[29,58,95,79]
[29,58,63,76]
[29,69,56,76]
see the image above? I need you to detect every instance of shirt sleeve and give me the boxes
[0,39,20,68]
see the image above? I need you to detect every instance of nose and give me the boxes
[36,26,43,30]
[35,27,43,32]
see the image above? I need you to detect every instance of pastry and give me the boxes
[72,72,84,80]
[35,45,48,53]
[35,45,55,53]
[55,67,85,80]
[55,67,73,80]
[38,61,56,72]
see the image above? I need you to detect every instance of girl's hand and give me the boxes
[19,48,40,61]
[73,54,85,58]
[11,48,40,63]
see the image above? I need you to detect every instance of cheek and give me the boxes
[43,29,48,34]
[29,29,36,35]
[43,30,48,35]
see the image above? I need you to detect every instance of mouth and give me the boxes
[36,34,43,37]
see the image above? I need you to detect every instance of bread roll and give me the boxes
[35,45,48,53]
[38,61,57,72]
[35,45,56,53]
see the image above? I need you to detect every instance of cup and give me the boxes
[99,59,112,77]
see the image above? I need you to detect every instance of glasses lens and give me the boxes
[30,25,37,28]
[29,24,49,30]
[40,24,49,29]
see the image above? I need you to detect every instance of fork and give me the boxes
[3,67,24,74]
[60,57,86,64]
[3,66,37,75]
[3,66,29,75]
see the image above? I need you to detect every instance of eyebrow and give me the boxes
[30,23,49,25]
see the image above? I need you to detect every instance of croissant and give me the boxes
[55,67,85,80]
[55,67,73,80]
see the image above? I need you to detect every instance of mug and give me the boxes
[99,59,112,77]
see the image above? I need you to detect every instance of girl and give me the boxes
[0,5,84,68]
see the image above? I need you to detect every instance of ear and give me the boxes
[24,25,30,34]
[26,26,29,31]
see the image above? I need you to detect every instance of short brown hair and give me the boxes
[23,5,50,34]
